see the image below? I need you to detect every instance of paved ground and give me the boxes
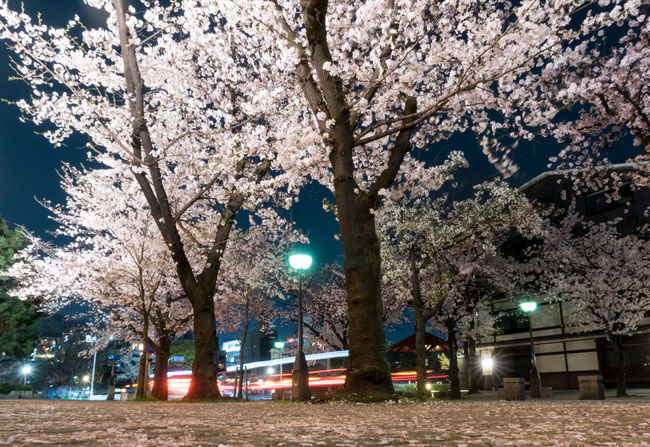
[1,398,649,446]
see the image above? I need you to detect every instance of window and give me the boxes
[494,310,530,335]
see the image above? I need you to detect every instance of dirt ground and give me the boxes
[1,398,649,446]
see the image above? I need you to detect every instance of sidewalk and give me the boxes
[461,388,650,401]
[1,398,649,446]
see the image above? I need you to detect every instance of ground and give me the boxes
[1,395,649,446]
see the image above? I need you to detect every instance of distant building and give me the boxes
[222,328,278,369]
[387,333,449,373]
[474,165,650,390]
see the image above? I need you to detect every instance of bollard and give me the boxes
[578,375,605,400]
[540,387,553,398]
[503,377,525,401]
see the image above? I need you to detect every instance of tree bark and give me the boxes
[297,0,419,398]
[152,335,172,401]
[107,362,115,401]
[339,203,393,395]
[136,316,149,399]
[610,334,628,397]
[237,308,250,399]
[185,305,219,399]
[446,320,461,399]
[136,352,146,398]
[410,254,427,397]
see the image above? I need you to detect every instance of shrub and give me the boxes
[0,383,33,394]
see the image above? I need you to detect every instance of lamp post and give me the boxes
[274,341,285,383]
[107,334,116,401]
[21,365,31,385]
[289,253,312,401]
[520,301,542,398]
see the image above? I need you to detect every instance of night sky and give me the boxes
[0,2,642,342]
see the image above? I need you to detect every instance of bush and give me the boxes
[431,383,451,392]
[0,383,33,394]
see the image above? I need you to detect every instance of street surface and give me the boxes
[1,398,649,446]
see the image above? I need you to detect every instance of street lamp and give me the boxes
[520,301,542,398]
[21,365,31,385]
[289,252,312,401]
[480,357,493,370]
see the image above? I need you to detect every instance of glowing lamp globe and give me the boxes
[289,254,312,270]
[21,365,32,375]
[520,301,537,312]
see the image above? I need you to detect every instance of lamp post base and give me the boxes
[292,351,311,401]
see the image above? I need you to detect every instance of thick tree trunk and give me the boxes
[411,258,427,397]
[136,352,146,398]
[610,335,628,397]
[339,204,393,396]
[152,336,172,401]
[185,304,219,399]
[446,321,461,399]
[297,0,418,397]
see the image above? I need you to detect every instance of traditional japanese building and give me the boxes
[475,164,650,390]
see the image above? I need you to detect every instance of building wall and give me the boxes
[477,298,650,389]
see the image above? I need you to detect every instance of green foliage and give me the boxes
[395,383,418,394]
[169,340,195,369]
[0,297,39,359]
[0,383,33,394]
[431,383,451,392]
[312,389,399,403]
[437,353,450,370]
[0,219,37,360]
[0,218,28,300]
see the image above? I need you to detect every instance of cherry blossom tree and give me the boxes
[9,166,193,400]
[540,5,650,190]
[532,208,650,396]
[379,179,541,396]
[0,1,312,398]
[1,0,635,399]
[429,270,506,399]
[214,226,301,398]
[226,0,628,396]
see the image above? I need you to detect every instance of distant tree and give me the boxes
[0,298,38,361]
[0,219,27,299]
[379,179,541,396]
[8,168,193,400]
[215,227,299,398]
[169,340,195,371]
[0,219,37,361]
[533,208,650,397]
